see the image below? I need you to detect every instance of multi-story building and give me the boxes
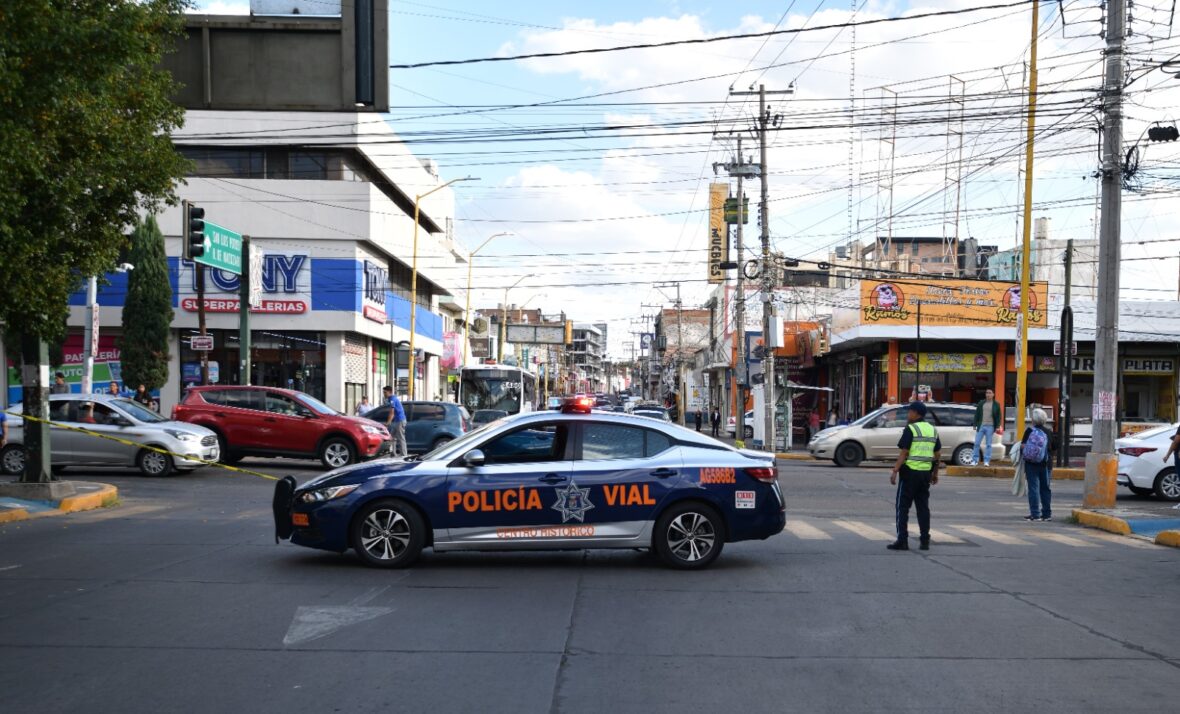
[571,324,606,393]
[9,2,470,415]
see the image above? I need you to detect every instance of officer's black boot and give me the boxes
[919,539,930,551]
[886,541,908,551]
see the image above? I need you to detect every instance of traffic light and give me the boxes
[1148,125,1179,142]
[183,201,206,259]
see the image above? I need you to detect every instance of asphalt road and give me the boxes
[2,457,1179,713]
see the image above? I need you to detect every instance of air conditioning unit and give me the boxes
[835,246,848,259]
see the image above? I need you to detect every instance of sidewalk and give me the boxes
[697,428,815,461]
[1073,504,1180,548]
[0,481,118,524]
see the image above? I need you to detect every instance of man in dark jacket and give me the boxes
[971,388,1001,466]
[710,407,721,437]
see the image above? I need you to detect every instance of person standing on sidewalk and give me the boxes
[971,388,1001,466]
[694,408,703,432]
[808,409,821,442]
[50,372,69,395]
[382,385,408,458]
[710,407,721,437]
[1020,408,1056,522]
[886,401,941,551]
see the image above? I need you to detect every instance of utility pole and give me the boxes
[238,236,252,386]
[1086,0,1126,508]
[718,136,755,443]
[1014,0,1041,441]
[731,83,793,452]
[1058,239,1074,467]
[196,264,208,385]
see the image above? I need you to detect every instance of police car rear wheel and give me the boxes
[654,502,724,569]
[351,499,425,568]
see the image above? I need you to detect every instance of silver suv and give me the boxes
[2,394,219,477]
[807,402,1003,468]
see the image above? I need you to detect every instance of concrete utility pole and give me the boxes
[717,136,757,440]
[1086,0,1126,508]
[731,83,793,451]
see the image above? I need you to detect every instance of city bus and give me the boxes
[457,365,537,416]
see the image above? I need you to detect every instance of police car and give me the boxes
[272,404,786,569]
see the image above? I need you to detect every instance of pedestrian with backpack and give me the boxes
[1020,408,1056,521]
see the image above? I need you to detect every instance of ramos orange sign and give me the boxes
[860,279,1048,327]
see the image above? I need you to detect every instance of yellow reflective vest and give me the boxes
[904,421,938,472]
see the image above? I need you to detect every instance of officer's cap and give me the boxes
[907,401,927,417]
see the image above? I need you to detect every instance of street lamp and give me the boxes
[499,273,534,362]
[408,175,478,400]
[462,231,512,369]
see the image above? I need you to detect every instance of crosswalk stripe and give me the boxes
[1075,529,1157,549]
[949,525,1033,546]
[1024,531,1098,548]
[785,520,833,540]
[833,519,894,541]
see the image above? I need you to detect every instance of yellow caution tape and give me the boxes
[4,410,280,481]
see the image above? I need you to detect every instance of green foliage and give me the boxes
[0,0,190,343]
[121,215,173,391]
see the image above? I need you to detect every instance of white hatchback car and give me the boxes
[1115,423,1180,500]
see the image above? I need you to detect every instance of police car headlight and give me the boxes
[300,484,360,503]
[165,429,198,442]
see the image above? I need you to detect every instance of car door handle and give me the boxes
[650,468,678,479]
[538,473,567,484]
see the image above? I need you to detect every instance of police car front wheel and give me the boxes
[653,502,725,570]
[351,499,426,568]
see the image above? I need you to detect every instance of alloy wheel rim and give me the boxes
[667,512,715,562]
[1163,473,1180,499]
[3,449,25,473]
[144,452,168,474]
[325,443,350,467]
[361,509,410,560]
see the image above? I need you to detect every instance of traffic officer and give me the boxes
[887,401,941,551]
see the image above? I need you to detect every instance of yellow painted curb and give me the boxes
[1155,530,1180,548]
[1072,508,1132,536]
[0,508,30,524]
[57,484,118,514]
[946,466,1084,480]
[775,453,814,461]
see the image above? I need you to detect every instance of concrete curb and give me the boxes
[1072,508,1132,536]
[775,452,815,461]
[0,483,118,524]
[946,465,1085,480]
[1154,530,1180,548]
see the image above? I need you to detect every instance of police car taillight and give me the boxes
[745,466,777,483]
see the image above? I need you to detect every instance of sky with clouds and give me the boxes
[197,1,1180,357]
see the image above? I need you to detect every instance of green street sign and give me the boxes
[196,221,243,275]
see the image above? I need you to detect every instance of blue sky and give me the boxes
[195,2,1180,356]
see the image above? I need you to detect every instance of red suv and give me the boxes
[173,386,390,469]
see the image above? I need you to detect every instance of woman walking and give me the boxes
[1020,408,1056,522]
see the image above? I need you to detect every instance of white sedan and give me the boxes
[1115,423,1180,500]
[726,410,755,439]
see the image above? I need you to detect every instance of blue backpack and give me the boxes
[1022,427,1049,464]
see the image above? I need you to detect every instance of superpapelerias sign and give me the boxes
[859,279,1049,327]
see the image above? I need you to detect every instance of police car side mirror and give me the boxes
[463,449,486,468]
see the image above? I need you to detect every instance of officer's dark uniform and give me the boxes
[895,419,940,546]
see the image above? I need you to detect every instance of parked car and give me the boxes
[807,402,1003,467]
[471,409,508,427]
[173,386,390,469]
[1115,423,1180,500]
[2,394,219,477]
[726,410,755,439]
[364,400,471,454]
[546,396,563,411]
[633,406,671,422]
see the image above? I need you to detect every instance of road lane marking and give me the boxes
[1075,529,1157,549]
[833,520,894,541]
[1024,531,1097,547]
[785,520,832,540]
[923,528,965,544]
[949,525,1033,546]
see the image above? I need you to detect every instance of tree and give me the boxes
[121,215,173,392]
[0,0,189,345]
